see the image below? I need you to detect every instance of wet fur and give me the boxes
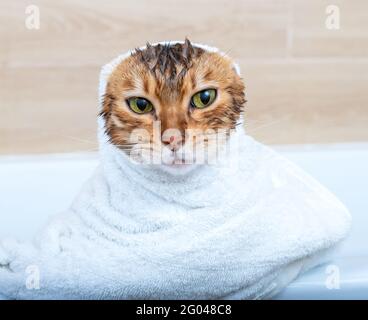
[100,39,246,152]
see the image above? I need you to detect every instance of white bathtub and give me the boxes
[0,144,367,299]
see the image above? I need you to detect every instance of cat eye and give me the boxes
[190,89,217,109]
[127,97,153,114]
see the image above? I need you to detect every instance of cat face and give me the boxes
[100,40,245,172]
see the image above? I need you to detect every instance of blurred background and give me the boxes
[0,0,367,154]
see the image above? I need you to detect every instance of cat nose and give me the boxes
[162,135,183,151]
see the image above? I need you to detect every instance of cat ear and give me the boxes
[182,38,194,61]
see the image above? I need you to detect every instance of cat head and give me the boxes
[99,39,246,174]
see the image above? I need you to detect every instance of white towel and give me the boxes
[0,43,351,300]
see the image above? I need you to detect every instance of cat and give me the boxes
[100,39,246,174]
[0,40,350,300]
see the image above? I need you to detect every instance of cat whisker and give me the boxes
[114,143,139,147]
[54,134,98,145]
[61,147,99,154]
[246,115,292,133]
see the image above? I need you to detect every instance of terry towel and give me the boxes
[0,43,351,300]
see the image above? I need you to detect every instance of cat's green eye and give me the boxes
[191,89,217,109]
[127,97,153,114]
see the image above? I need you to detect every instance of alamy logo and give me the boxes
[325,5,340,30]
[25,5,40,30]
[126,121,238,167]
[25,264,40,290]
[325,264,340,290]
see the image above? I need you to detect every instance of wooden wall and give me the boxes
[0,0,367,154]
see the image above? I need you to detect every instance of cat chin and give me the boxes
[158,163,198,175]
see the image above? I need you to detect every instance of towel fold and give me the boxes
[0,43,351,299]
